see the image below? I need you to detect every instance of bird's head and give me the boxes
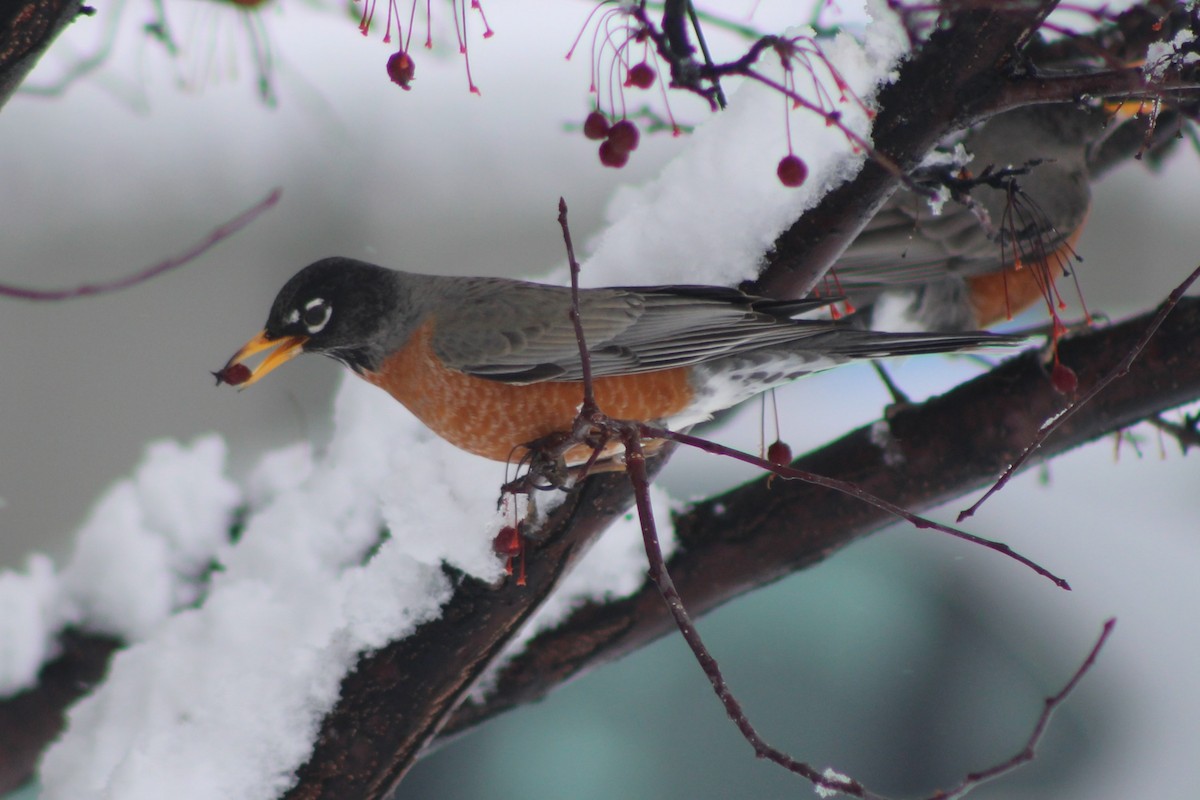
[215,257,404,387]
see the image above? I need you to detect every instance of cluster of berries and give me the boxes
[583,112,642,168]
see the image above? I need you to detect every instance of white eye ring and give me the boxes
[302,298,332,334]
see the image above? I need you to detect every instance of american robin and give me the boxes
[830,103,1111,332]
[217,258,1020,466]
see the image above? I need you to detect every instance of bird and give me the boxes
[217,258,1021,467]
[828,102,1112,333]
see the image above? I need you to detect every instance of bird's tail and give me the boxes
[815,328,1026,359]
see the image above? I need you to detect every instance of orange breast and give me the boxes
[363,320,696,463]
[967,261,1052,327]
[967,225,1086,327]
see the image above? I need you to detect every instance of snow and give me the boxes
[58,437,240,641]
[0,554,58,696]
[0,4,910,799]
[36,381,495,800]
[1,436,240,698]
[583,16,905,288]
[815,767,853,798]
[1145,28,1198,81]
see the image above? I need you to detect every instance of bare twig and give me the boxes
[958,262,1200,522]
[930,618,1117,798]
[1146,413,1200,454]
[646,425,1069,590]
[620,425,879,799]
[624,4,902,180]
[0,189,281,301]
[559,197,596,413]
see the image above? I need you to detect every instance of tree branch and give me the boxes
[0,630,120,794]
[281,465,662,800]
[0,0,85,111]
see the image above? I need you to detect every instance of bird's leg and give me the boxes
[499,415,610,497]
[493,425,619,584]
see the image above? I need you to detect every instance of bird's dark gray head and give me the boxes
[264,257,403,372]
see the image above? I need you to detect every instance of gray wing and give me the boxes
[428,278,840,384]
[833,198,1003,288]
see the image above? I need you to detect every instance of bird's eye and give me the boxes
[302,298,332,334]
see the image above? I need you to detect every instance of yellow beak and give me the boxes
[218,330,308,388]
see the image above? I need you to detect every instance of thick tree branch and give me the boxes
[0,0,85,110]
[281,466,658,800]
[0,630,120,794]
[995,69,1200,113]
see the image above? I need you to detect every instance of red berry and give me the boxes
[598,140,629,168]
[607,119,640,152]
[214,363,252,386]
[492,526,522,558]
[777,154,808,187]
[1050,362,1078,395]
[627,62,655,89]
[583,111,610,141]
[387,51,415,89]
[767,440,793,467]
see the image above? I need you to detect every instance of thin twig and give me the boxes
[625,5,906,182]
[958,262,1200,522]
[930,618,1116,798]
[645,425,1070,590]
[0,189,282,301]
[619,421,1109,799]
[620,426,878,798]
[742,66,904,181]
[1145,413,1200,454]
[558,198,597,412]
[684,0,725,109]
